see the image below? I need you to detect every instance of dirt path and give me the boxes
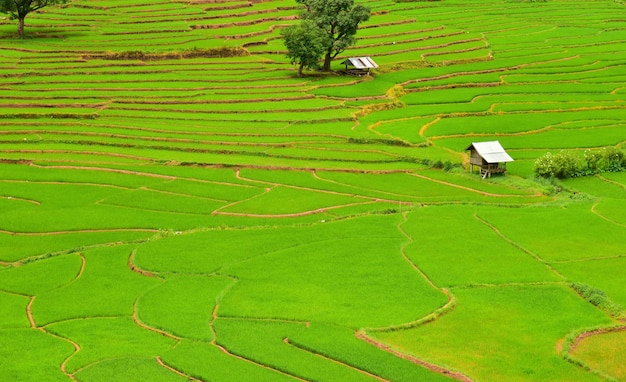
[131,299,180,341]
[26,296,40,330]
[127,249,158,278]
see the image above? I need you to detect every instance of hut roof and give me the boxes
[465,141,514,163]
[341,57,379,69]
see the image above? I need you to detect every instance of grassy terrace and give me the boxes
[1,0,625,381]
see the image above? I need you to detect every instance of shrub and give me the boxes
[603,146,626,172]
[534,152,556,178]
[551,150,580,178]
[570,283,623,317]
[534,146,626,179]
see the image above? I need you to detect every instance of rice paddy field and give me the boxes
[1,0,625,380]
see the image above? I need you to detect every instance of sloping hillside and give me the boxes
[0,1,625,381]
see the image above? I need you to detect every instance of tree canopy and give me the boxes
[293,0,371,71]
[282,21,327,77]
[1,0,69,37]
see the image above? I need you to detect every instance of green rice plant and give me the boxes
[97,188,227,215]
[33,245,161,325]
[216,186,369,216]
[74,357,189,382]
[0,254,82,295]
[161,339,294,382]
[218,214,447,327]
[0,229,152,263]
[373,285,613,382]
[316,170,529,203]
[569,283,623,318]
[135,224,326,275]
[1,0,626,380]
[46,316,177,374]
[476,203,626,262]
[136,275,234,341]
[589,198,626,228]
[214,319,385,381]
[0,329,75,381]
[553,258,626,311]
[563,176,626,200]
[403,205,560,287]
[147,178,262,203]
[0,292,30,329]
[289,322,455,381]
[569,330,626,381]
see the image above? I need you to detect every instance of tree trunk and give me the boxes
[17,17,25,38]
[322,51,332,71]
[298,63,304,77]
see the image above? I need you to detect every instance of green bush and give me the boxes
[534,146,626,179]
[570,283,623,317]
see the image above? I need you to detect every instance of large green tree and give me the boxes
[1,0,69,37]
[296,0,371,71]
[282,20,327,77]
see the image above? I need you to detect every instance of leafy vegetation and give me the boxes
[534,147,626,179]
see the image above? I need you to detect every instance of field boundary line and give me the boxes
[29,163,178,180]
[312,170,436,202]
[0,195,41,205]
[407,172,541,198]
[42,328,81,381]
[213,201,377,218]
[0,228,158,236]
[1,179,131,191]
[26,296,39,330]
[131,299,181,341]
[156,356,202,381]
[562,324,626,381]
[569,325,626,354]
[473,214,565,280]
[361,212,457,333]
[212,341,310,381]
[355,331,473,382]
[283,337,389,382]
[128,249,159,279]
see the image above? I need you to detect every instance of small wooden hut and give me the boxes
[341,57,378,75]
[466,141,514,179]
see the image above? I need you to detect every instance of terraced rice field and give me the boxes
[1,0,625,381]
